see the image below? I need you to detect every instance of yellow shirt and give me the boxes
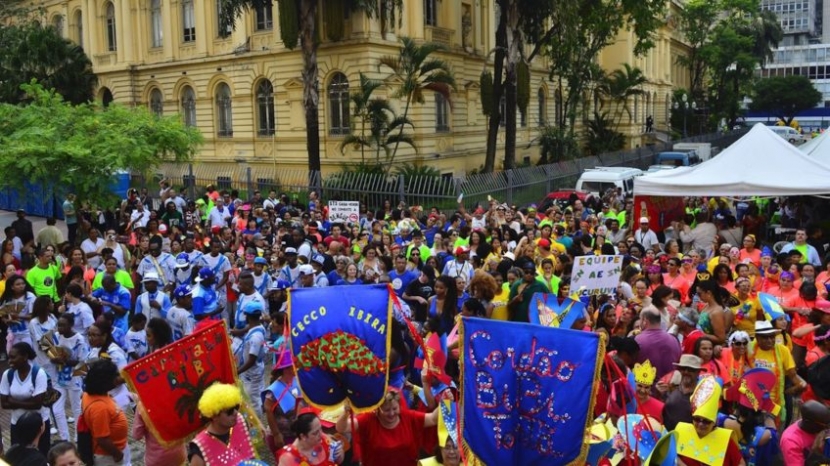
[730,296,762,336]
[491,288,510,320]
[751,343,794,410]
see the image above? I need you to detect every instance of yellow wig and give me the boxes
[198,383,243,418]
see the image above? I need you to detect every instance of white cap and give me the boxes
[298,264,315,275]
[142,272,161,283]
[284,247,298,255]
[639,217,650,224]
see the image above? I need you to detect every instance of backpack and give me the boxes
[6,364,61,407]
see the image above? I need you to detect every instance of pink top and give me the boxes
[780,422,816,465]
[133,406,187,466]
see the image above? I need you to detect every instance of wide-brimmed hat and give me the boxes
[672,354,702,370]
[755,320,780,336]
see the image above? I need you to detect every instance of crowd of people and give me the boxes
[0,183,828,465]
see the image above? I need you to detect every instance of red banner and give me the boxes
[122,320,237,445]
[633,195,686,232]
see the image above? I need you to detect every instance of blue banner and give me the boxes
[289,284,392,412]
[461,317,603,465]
[528,293,587,330]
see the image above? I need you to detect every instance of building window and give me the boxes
[435,93,450,132]
[149,88,164,117]
[216,0,232,38]
[215,83,233,137]
[520,106,527,127]
[182,0,196,42]
[255,3,273,31]
[328,73,350,135]
[105,2,117,52]
[555,89,562,126]
[52,15,64,37]
[256,80,275,136]
[74,11,83,48]
[150,0,163,48]
[101,88,114,108]
[538,88,546,126]
[181,86,197,127]
[425,0,437,26]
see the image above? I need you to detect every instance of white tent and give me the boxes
[799,129,830,166]
[634,123,830,197]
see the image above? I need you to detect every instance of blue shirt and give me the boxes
[134,290,173,319]
[192,283,219,319]
[91,285,132,334]
[388,270,417,297]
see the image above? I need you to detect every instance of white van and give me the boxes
[575,167,644,198]
[770,126,805,144]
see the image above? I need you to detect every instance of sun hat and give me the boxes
[672,354,703,370]
[754,320,780,336]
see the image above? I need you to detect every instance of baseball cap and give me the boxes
[312,254,325,266]
[284,247,298,255]
[455,245,470,256]
[298,264,315,275]
[174,284,193,299]
[639,217,650,224]
[175,253,190,268]
[538,239,551,249]
[142,272,161,283]
[158,224,168,234]
[270,279,291,290]
[254,257,268,265]
[197,267,216,281]
[242,301,264,316]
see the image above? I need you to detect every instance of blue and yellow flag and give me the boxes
[289,284,392,412]
[460,317,604,465]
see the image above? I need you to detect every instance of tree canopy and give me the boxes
[0,23,97,105]
[749,75,822,125]
[0,82,203,206]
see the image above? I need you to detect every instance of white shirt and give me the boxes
[126,329,148,359]
[66,301,95,336]
[167,306,195,341]
[0,366,49,423]
[208,206,232,229]
[634,228,660,251]
[81,237,105,269]
[28,315,58,368]
[130,209,150,228]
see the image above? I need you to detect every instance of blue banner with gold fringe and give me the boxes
[460,317,604,465]
[289,284,392,412]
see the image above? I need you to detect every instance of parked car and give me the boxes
[769,126,806,144]
[654,151,701,167]
[575,167,643,198]
[537,189,590,213]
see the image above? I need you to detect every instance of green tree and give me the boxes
[0,23,97,105]
[0,82,202,206]
[219,0,403,180]
[602,64,648,131]
[339,72,416,164]
[749,75,822,126]
[378,36,455,171]
[676,0,719,101]
[584,111,625,155]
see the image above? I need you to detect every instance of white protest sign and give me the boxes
[328,201,360,224]
[571,255,623,296]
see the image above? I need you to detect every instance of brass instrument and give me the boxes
[0,302,22,321]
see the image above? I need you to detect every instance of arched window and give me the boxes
[538,88,546,126]
[105,2,117,51]
[435,92,449,132]
[215,83,233,137]
[256,80,275,136]
[101,88,114,108]
[52,15,64,37]
[181,86,196,127]
[74,11,83,48]
[150,0,163,48]
[182,0,196,42]
[328,73,350,135]
[149,88,163,117]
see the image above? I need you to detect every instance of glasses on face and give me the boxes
[732,340,748,346]
[224,405,240,416]
[692,416,713,426]
[678,367,699,373]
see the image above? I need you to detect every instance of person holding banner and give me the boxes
[276,410,344,466]
[188,383,256,466]
[336,390,439,466]
[263,350,300,455]
[507,262,548,322]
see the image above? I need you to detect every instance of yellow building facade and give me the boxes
[29,0,689,177]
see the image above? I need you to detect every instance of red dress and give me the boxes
[278,441,337,465]
[356,410,426,466]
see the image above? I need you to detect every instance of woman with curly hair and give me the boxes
[468,270,498,318]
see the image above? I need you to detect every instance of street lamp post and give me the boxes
[673,94,697,138]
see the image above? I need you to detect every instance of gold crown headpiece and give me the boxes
[633,360,657,386]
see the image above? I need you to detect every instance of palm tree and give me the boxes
[219,0,402,179]
[602,64,647,131]
[378,36,456,171]
[340,72,416,164]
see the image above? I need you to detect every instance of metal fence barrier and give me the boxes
[133,129,749,212]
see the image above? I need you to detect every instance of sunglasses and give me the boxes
[732,341,748,346]
[223,405,240,416]
[692,416,713,426]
